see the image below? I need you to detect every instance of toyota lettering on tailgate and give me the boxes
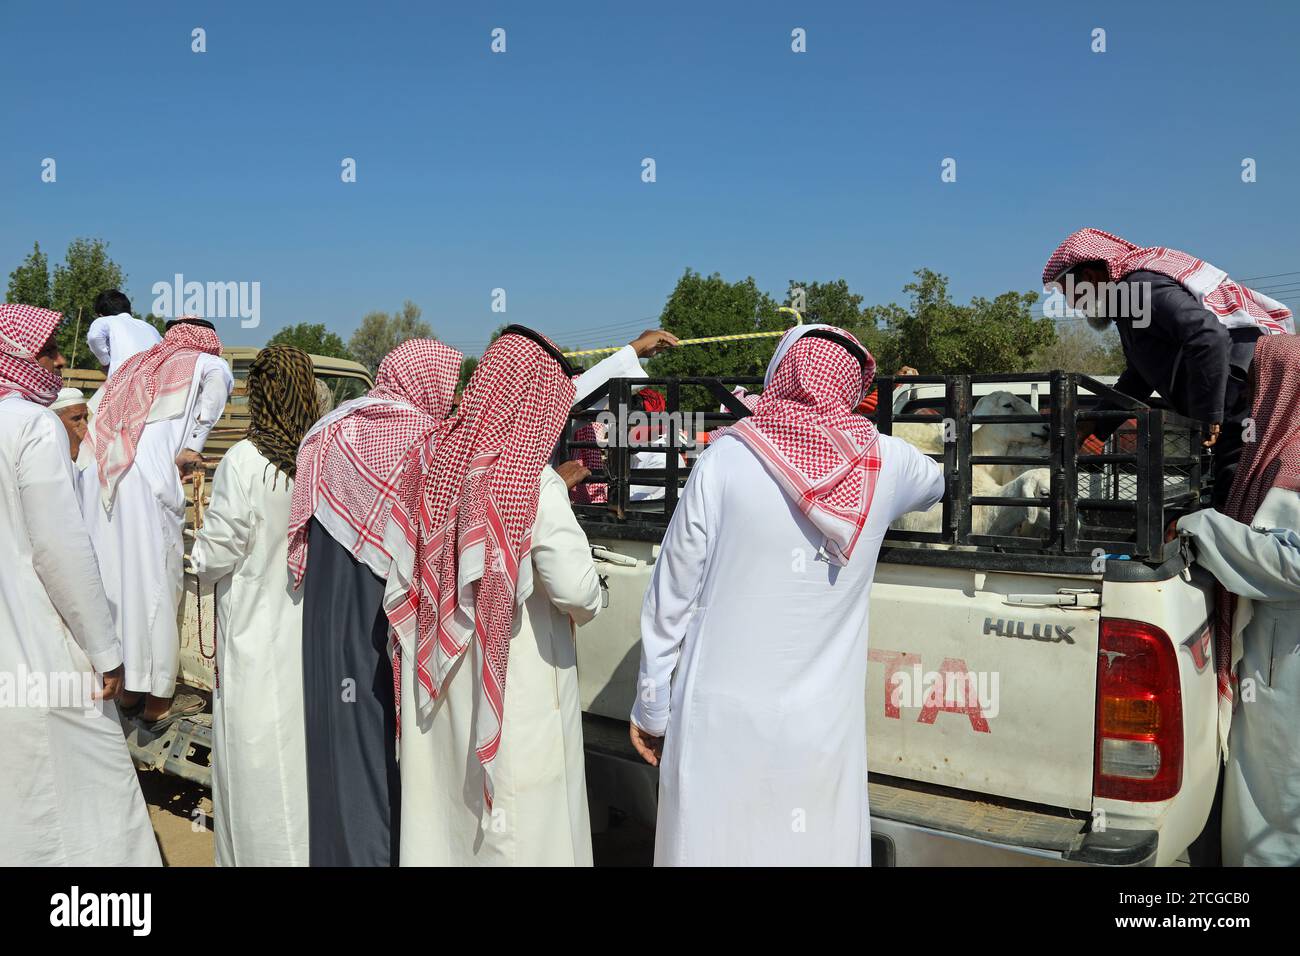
[867,649,996,732]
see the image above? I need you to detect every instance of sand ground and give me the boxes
[136,770,653,866]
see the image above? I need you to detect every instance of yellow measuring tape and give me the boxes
[561,308,803,358]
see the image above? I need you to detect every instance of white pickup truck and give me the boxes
[568,372,1220,866]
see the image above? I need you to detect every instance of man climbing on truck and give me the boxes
[1043,227,1293,506]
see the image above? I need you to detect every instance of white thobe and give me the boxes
[633,433,944,865]
[192,440,309,867]
[1178,488,1300,867]
[398,466,603,865]
[85,313,162,380]
[81,354,234,697]
[0,396,160,866]
[572,345,644,407]
[572,345,676,498]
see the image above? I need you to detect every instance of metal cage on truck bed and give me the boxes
[562,371,1212,567]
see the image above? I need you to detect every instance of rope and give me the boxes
[191,472,218,676]
[561,308,804,358]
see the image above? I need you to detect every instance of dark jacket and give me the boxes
[1094,270,1259,438]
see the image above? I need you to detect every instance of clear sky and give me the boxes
[3,1,1298,356]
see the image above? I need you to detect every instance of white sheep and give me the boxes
[888,390,1049,483]
[890,467,1052,540]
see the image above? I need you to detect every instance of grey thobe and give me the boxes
[1179,488,1300,866]
[302,518,400,866]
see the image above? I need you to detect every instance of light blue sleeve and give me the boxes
[1176,488,1300,602]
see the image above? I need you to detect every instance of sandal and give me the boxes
[145,693,206,731]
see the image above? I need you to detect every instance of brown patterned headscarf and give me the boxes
[247,345,318,482]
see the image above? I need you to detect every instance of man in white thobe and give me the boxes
[82,317,233,723]
[86,289,161,380]
[393,326,603,866]
[193,345,320,866]
[630,325,944,865]
[0,303,160,866]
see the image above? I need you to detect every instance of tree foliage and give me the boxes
[646,269,785,382]
[643,267,1057,397]
[6,242,52,309]
[347,300,433,374]
[1029,320,1125,375]
[458,356,479,390]
[6,238,127,368]
[879,269,1055,375]
[52,238,127,368]
[268,322,353,359]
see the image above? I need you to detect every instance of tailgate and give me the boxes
[867,559,1100,812]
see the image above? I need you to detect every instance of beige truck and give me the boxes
[65,349,375,785]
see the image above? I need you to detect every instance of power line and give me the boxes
[1247,280,1300,292]
[1239,270,1300,282]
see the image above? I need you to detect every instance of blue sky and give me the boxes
[3,1,1298,356]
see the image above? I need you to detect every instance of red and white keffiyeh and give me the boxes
[1042,227,1295,335]
[394,328,575,807]
[717,325,881,566]
[0,304,63,406]
[287,338,462,587]
[92,319,222,504]
[1212,335,1300,750]
[570,420,609,505]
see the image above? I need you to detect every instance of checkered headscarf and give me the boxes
[0,304,63,406]
[389,328,575,807]
[288,338,462,587]
[718,325,881,565]
[92,318,222,505]
[1042,228,1294,335]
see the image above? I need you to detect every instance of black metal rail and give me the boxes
[563,372,1212,566]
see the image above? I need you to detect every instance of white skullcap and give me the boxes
[50,387,87,411]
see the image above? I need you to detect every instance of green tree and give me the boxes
[347,300,433,374]
[268,322,353,359]
[6,242,52,309]
[784,278,863,329]
[883,268,1054,374]
[1029,320,1126,375]
[458,356,479,390]
[50,238,127,368]
[646,270,784,404]
[783,277,907,373]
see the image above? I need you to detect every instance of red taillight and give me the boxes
[1095,618,1183,802]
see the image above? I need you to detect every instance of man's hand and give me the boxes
[96,665,125,702]
[176,448,206,481]
[1203,423,1221,448]
[555,459,592,490]
[630,329,680,359]
[629,722,664,767]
